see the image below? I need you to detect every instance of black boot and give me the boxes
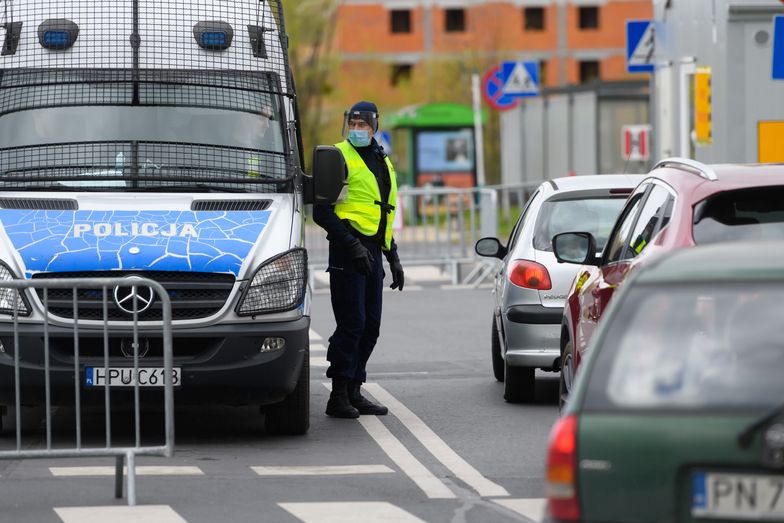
[349,381,388,415]
[326,377,359,419]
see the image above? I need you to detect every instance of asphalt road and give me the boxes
[0,286,560,523]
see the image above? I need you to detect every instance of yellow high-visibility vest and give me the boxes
[333,140,398,250]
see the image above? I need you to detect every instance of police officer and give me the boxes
[313,101,404,419]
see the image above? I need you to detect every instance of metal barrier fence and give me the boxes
[306,183,539,285]
[0,277,174,506]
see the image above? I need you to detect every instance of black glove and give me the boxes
[384,251,404,291]
[347,238,373,276]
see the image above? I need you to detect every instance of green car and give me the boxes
[545,242,784,523]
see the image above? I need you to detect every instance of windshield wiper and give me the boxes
[737,403,784,448]
[129,184,253,193]
[0,185,113,192]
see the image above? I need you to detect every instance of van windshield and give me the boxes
[0,70,292,193]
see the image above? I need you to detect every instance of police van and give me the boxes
[0,0,345,434]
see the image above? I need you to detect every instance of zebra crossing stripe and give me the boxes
[310,354,329,368]
[279,502,427,523]
[55,505,187,523]
[252,465,393,476]
[49,466,203,476]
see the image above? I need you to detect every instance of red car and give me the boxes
[553,159,784,408]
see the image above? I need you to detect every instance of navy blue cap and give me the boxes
[349,101,378,115]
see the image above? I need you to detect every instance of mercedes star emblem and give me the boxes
[113,280,155,315]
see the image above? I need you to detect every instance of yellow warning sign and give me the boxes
[759,121,784,163]
[694,67,712,146]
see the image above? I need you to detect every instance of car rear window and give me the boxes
[585,284,784,411]
[693,187,784,244]
[533,196,627,252]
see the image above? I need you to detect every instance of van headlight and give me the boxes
[236,248,308,316]
[0,262,29,316]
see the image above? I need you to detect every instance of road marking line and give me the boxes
[310,354,329,368]
[309,329,323,342]
[252,465,394,476]
[493,498,547,522]
[280,502,427,523]
[322,382,455,499]
[49,466,203,477]
[363,383,510,498]
[357,416,456,499]
[310,343,327,353]
[55,505,188,523]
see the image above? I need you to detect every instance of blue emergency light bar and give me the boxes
[38,19,79,50]
[43,31,70,48]
[201,32,228,48]
[194,21,233,50]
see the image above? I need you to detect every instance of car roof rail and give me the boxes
[653,157,718,181]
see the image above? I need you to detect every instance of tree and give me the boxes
[281,0,339,167]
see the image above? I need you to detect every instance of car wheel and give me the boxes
[491,315,504,382]
[265,351,310,435]
[559,340,574,411]
[504,361,535,403]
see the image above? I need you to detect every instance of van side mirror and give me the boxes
[552,232,598,265]
[305,146,346,205]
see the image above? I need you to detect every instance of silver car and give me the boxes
[475,175,643,403]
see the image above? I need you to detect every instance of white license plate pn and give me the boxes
[85,367,181,387]
[693,472,784,520]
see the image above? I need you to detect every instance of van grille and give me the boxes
[0,198,78,210]
[191,199,271,211]
[31,271,235,321]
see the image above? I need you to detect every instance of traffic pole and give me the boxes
[472,73,486,187]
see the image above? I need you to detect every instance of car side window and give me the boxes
[507,190,539,249]
[603,190,647,264]
[625,186,672,259]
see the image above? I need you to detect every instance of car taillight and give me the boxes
[509,260,552,290]
[546,415,580,521]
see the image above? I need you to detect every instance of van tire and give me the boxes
[491,316,504,382]
[265,352,310,435]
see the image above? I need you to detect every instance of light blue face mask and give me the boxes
[348,129,371,148]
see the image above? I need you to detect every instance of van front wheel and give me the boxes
[264,352,310,435]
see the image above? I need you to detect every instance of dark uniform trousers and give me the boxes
[325,238,384,383]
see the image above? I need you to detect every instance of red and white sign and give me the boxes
[621,124,652,162]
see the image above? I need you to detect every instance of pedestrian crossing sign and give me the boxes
[626,20,655,73]
[500,61,540,98]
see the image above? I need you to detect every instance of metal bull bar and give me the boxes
[0,277,174,506]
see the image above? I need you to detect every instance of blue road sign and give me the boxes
[500,61,540,97]
[482,66,519,111]
[626,20,655,74]
[773,16,784,79]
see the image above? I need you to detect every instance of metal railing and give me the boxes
[0,277,174,506]
[306,183,538,285]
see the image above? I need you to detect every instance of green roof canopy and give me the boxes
[386,102,487,129]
